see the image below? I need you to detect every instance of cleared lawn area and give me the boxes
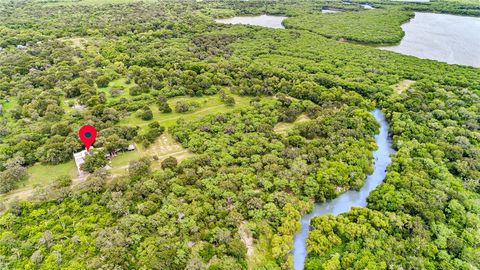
[26,161,77,187]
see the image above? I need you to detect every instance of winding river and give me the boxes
[292,109,395,270]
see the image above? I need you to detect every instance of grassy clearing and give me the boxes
[119,93,255,131]
[1,97,16,110]
[239,222,254,257]
[392,79,415,94]
[99,78,134,101]
[59,37,90,49]
[26,161,77,187]
[1,96,17,118]
[109,150,142,170]
[60,96,76,114]
[273,114,310,134]
[110,133,194,175]
[0,187,34,207]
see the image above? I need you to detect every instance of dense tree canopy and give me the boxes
[284,8,413,44]
[0,0,478,269]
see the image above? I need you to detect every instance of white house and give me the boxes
[73,148,92,177]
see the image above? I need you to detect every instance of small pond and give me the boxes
[215,14,286,29]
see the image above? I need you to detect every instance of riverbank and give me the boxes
[292,109,396,270]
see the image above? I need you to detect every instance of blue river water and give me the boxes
[292,109,395,269]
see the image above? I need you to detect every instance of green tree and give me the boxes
[161,156,178,170]
[81,150,107,173]
[96,75,111,88]
[158,101,172,113]
[139,106,153,121]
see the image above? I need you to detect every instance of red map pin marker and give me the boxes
[79,125,97,152]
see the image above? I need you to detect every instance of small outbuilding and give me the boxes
[127,144,136,151]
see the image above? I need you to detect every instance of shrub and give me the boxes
[52,175,73,189]
[161,156,178,170]
[96,75,110,88]
[139,106,153,121]
[81,150,107,173]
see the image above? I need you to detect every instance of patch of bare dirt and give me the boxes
[393,79,415,94]
[239,222,254,257]
[273,114,310,134]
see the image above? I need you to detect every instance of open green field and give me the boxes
[118,93,258,130]
[26,161,77,187]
